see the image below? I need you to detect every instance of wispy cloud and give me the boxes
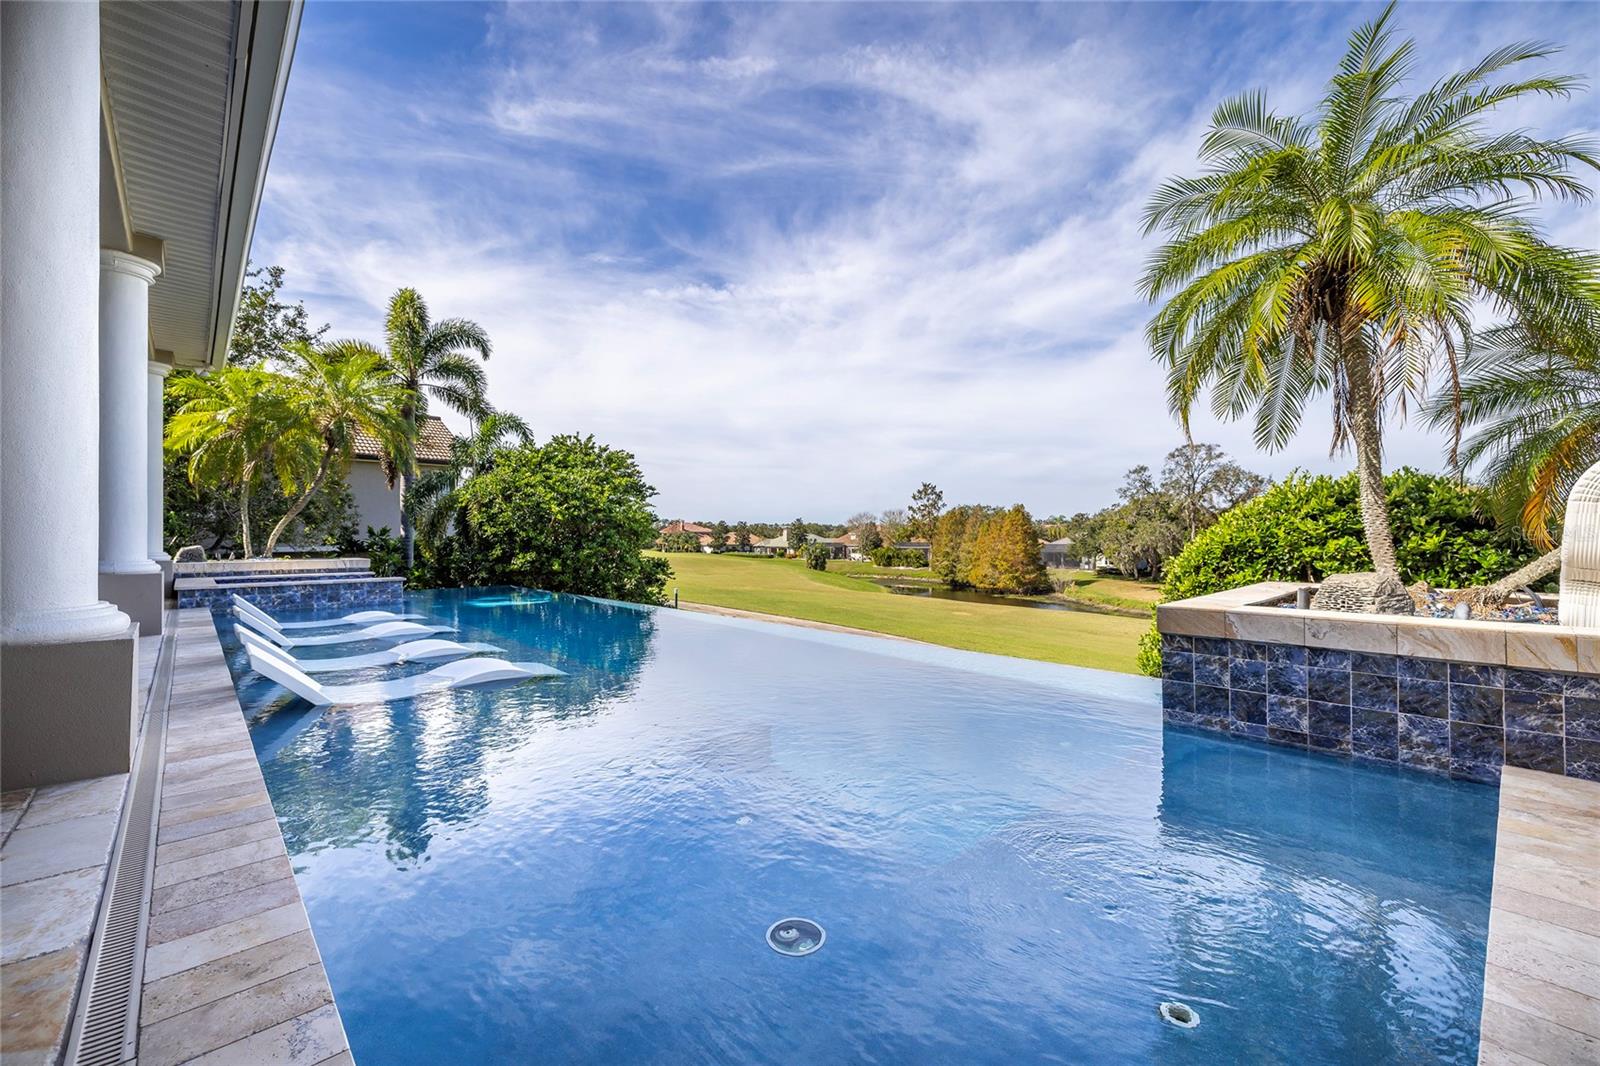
[253,1,1600,520]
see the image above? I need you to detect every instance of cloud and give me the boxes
[252,1,1600,520]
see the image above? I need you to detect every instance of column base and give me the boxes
[100,568,163,635]
[1,623,138,789]
[153,551,174,598]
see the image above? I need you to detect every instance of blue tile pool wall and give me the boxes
[1160,635,1600,783]
[181,577,405,611]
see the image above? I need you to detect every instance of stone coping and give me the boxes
[1158,582,1600,675]
[175,557,371,577]
[126,607,353,1064]
[1478,767,1600,1064]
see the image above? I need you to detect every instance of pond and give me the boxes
[863,577,1127,614]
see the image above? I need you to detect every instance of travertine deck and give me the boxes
[136,608,351,1065]
[1480,766,1600,1064]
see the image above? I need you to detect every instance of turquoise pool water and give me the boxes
[224,588,1498,1064]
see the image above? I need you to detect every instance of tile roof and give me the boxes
[351,415,455,465]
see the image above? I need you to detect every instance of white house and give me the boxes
[347,415,457,538]
[1,0,299,785]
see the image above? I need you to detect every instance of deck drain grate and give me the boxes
[65,612,176,1066]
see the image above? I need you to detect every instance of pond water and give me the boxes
[864,577,1125,614]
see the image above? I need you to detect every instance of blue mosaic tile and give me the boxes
[1307,648,1352,671]
[1505,729,1563,774]
[1399,713,1450,763]
[1504,668,1563,694]
[1193,637,1230,658]
[1567,696,1600,742]
[1567,739,1600,782]
[1268,663,1308,697]
[1233,641,1270,662]
[1449,723,1504,783]
[1307,668,1350,705]
[1267,643,1307,667]
[1351,710,1398,760]
[1397,678,1448,719]
[1351,672,1398,713]
[1164,708,1201,728]
[1449,662,1504,688]
[1230,659,1267,693]
[1266,695,1308,732]
[1397,657,1449,683]
[1231,690,1267,727]
[1235,722,1268,741]
[1504,689,1563,734]
[1266,727,1308,748]
[1309,732,1351,754]
[1308,701,1351,740]
[1193,654,1228,688]
[1160,634,1193,654]
[1448,684,1503,727]
[1567,675,1600,699]
[1351,652,1398,676]
[1161,650,1194,683]
[1161,681,1194,715]
[1195,685,1231,719]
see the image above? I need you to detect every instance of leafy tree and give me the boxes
[1095,466,1188,579]
[362,526,404,578]
[733,522,753,552]
[907,482,945,541]
[967,505,1051,593]
[457,434,670,602]
[878,507,909,545]
[1160,442,1268,540]
[1143,5,1599,577]
[1425,320,1600,595]
[227,263,327,368]
[846,511,882,552]
[381,287,494,568]
[405,411,533,564]
[786,521,807,553]
[659,531,704,553]
[803,542,830,571]
[708,521,732,552]
[262,341,414,556]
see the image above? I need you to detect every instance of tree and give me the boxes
[803,542,830,571]
[1160,442,1269,540]
[1142,4,1599,578]
[405,411,533,563]
[846,511,882,552]
[457,434,670,603]
[227,263,327,368]
[1426,320,1600,596]
[878,508,908,545]
[261,341,414,556]
[733,522,753,552]
[967,505,1051,593]
[907,483,945,541]
[165,367,315,557]
[786,521,806,553]
[1096,466,1187,579]
[381,287,494,568]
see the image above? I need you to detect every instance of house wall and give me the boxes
[347,460,449,539]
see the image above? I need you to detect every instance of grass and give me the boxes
[651,551,1150,674]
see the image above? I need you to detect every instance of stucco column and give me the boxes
[100,252,163,574]
[2,0,138,788]
[149,361,174,586]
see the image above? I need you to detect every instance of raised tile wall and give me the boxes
[1160,634,1600,783]
[177,576,404,611]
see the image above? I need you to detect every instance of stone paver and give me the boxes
[1480,767,1600,1065]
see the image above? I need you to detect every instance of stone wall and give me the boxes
[176,576,404,611]
[1157,582,1600,784]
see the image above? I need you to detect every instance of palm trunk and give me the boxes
[1346,360,1400,576]
[264,450,333,556]
[401,468,416,570]
[1485,547,1562,602]
[239,460,257,557]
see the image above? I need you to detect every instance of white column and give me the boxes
[0,1,129,643]
[98,251,164,576]
[149,362,173,564]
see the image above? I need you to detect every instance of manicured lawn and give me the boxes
[651,551,1149,674]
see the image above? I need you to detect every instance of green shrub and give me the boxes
[870,546,927,567]
[803,543,830,571]
[1138,468,1541,676]
[361,525,403,578]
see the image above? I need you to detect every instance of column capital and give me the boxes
[99,248,161,284]
[148,361,174,379]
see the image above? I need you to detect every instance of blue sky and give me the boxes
[252,1,1600,521]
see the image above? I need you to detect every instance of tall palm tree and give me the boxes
[381,287,493,568]
[262,340,415,556]
[1142,3,1598,577]
[1426,318,1600,595]
[405,411,533,560]
[165,367,314,557]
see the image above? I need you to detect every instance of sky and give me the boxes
[251,1,1600,522]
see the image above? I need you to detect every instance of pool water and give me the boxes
[224,588,1499,1065]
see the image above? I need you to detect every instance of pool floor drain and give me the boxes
[1159,1001,1199,1029]
[766,918,824,956]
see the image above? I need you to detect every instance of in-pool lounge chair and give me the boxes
[234,610,452,648]
[236,624,505,674]
[242,638,564,707]
[231,594,424,630]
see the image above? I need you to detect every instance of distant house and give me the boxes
[1041,536,1094,570]
[893,540,932,563]
[348,415,455,539]
[657,520,717,551]
[753,529,850,559]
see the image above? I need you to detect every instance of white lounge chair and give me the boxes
[234,611,452,648]
[231,594,424,630]
[242,639,563,707]
[236,625,504,674]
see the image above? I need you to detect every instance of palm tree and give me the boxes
[404,411,533,560]
[165,367,314,557]
[381,288,493,568]
[1142,3,1598,577]
[261,340,415,556]
[1426,319,1600,596]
